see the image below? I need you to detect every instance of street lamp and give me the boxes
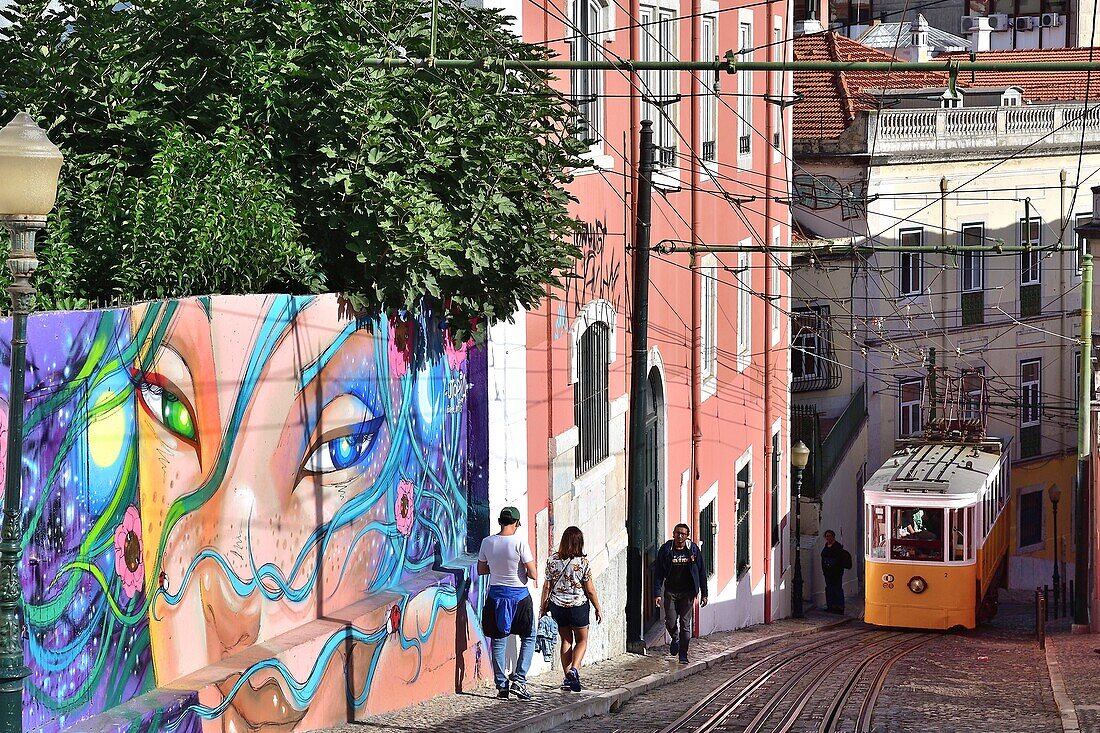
[1049,482,1062,615]
[791,440,811,619]
[0,112,62,732]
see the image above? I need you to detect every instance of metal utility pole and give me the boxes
[626,120,656,652]
[928,347,937,425]
[1075,253,1092,631]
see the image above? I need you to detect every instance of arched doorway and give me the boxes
[642,367,665,631]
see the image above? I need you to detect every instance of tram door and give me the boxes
[641,369,664,631]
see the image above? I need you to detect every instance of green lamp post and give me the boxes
[0,112,62,733]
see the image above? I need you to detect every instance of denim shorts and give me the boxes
[549,601,591,628]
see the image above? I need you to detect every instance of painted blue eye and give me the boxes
[304,417,384,475]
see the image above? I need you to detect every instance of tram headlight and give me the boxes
[907,576,928,594]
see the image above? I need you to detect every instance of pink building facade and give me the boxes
[484,0,796,655]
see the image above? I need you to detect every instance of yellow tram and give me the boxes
[864,437,1010,630]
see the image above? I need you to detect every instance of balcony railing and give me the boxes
[838,104,1100,155]
[818,384,867,489]
[702,140,716,161]
[739,135,751,154]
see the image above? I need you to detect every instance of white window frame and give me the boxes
[1076,212,1091,276]
[1021,358,1041,427]
[737,19,753,165]
[962,368,985,422]
[899,378,923,437]
[640,5,677,171]
[961,223,984,292]
[1020,216,1041,286]
[736,248,751,371]
[701,253,718,399]
[771,21,783,163]
[700,14,718,167]
[899,229,924,297]
[569,0,609,168]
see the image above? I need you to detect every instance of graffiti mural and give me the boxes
[565,219,625,321]
[7,294,487,732]
[792,174,868,221]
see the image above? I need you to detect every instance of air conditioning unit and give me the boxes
[989,13,1011,30]
[1014,15,1037,31]
[961,15,992,33]
[1040,12,1062,26]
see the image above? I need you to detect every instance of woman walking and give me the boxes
[540,526,603,692]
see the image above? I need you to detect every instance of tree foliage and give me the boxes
[0,0,585,330]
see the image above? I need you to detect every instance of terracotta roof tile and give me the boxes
[795,35,1100,140]
[794,33,950,139]
[941,47,1100,103]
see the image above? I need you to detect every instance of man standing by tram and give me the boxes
[820,529,851,614]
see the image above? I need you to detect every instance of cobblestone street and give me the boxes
[545,593,1068,733]
[306,592,1100,733]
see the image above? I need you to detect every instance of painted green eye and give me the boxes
[137,382,197,442]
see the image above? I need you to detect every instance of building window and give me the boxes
[574,321,610,475]
[701,254,718,387]
[1077,212,1092,275]
[771,24,783,153]
[570,0,602,143]
[737,250,751,369]
[1020,216,1041,285]
[701,15,717,163]
[640,7,677,168]
[962,368,985,424]
[961,223,984,326]
[737,22,752,158]
[792,310,823,380]
[899,378,923,437]
[899,229,923,296]
[699,499,716,578]
[771,431,781,547]
[1020,358,1041,459]
[961,224,984,291]
[736,464,751,578]
[1019,488,1043,549]
[792,304,840,392]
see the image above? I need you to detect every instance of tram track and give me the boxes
[655,627,933,733]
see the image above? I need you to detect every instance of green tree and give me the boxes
[0,0,584,331]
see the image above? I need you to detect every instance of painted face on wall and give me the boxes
[15,294,482,733]
[128,296,474,731]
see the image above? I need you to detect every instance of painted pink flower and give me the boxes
[443,332,469,371]
[114,506,144,599]
[389,317,414,378]
[395,479,415,536]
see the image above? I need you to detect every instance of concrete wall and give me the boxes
[11,294,489,732]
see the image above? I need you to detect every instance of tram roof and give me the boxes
[864,441,1003,498]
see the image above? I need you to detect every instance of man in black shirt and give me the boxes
[653,523,708,664]
[819,529,851,614]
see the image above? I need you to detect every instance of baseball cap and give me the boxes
[499,506,521,522]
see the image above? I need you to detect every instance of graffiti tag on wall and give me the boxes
[557,219,625,338]
[792,174,868,220]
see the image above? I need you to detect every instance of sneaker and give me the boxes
[669,639,679,657]
[678,653,689,664]
[568,668,582,692]
[497,687,510,699]
[560,676,572,691]
[509,680,533,700]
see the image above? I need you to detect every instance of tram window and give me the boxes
[950,508,967,561]
[966,506,974,558]
[870,505,887,559]
[891,507,945,561]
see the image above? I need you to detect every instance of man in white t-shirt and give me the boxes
[477,506,538,700]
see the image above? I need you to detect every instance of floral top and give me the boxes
[544,552,592,608]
